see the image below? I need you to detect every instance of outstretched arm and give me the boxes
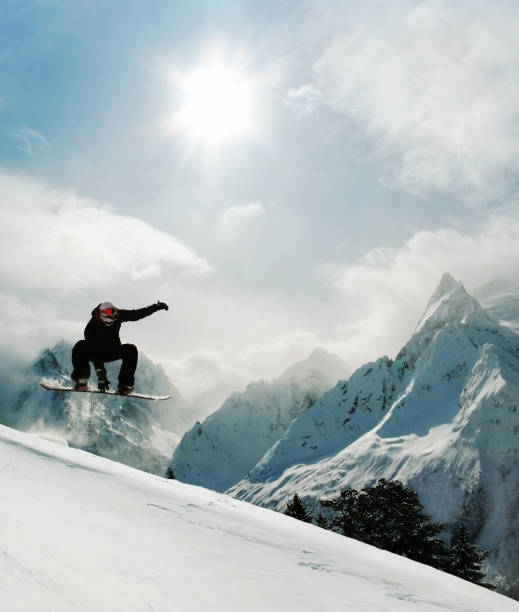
[118,301,169,323]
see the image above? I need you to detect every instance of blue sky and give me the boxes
[2,0,519,396]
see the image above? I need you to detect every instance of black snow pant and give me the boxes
[71,340,138,387]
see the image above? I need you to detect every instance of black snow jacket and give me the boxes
[84,303,161,352]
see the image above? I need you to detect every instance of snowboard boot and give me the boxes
[117,384,134,396]
[73,378,88,391]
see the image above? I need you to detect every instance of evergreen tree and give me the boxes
[165,466,175,480]
[320,487,362,538]
[315,513,329,529]
[364,479,448,568]
[447,524,492,588]
[321,479,449,570]
[284,493,312,523]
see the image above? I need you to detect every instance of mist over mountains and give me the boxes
[170,348,346,492]
[172,273,519,598]
[0,342,192,475]
[476,273,519,333]
[3,272,519,599]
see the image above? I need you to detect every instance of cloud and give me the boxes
[161,331,327,398]
[300,0,519,203]
[220,202,264,229]
[15,127,49,156]
[237,331,322,378]
[0,171,211,292]
[284,84,324,118]
[0,292,79,360]
[160,349,250,399]
[320,211,519,369]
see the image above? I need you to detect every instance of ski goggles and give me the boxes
[100,307,117,316]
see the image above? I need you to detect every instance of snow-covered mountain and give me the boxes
[0,341,192,476]
[3,423,518,612]
[223,274,519,598]
[169,348,347,492]
[188,380,242,424]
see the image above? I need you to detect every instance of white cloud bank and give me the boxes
[160,349,250,399]
[299,0,519,203]
[237,330,322,375]
[161,331,326,399]
[0,171,211,360]
[321,212,519,369]
[0,172,211,292]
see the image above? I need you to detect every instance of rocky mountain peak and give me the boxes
[416,272,489,332]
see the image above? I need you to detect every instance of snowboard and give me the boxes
[39,380,171,401]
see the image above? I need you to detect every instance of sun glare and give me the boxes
[171,57,256,151]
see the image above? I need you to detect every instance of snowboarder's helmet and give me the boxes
[99,301,118,325]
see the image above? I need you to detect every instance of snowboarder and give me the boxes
[71,301,169,395]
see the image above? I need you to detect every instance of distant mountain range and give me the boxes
[4,272,519,598]
[0,339,346,482]
[170,348,347,492]
[171,273,519,599]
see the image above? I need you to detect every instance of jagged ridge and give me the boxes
[169,348,347,492]
[225,275,519,598]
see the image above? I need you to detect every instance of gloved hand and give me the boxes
[156,301,169,311]
[96,368,110,393]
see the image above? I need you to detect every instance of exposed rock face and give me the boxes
[227,275,519,597]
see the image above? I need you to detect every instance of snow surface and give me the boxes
[416,273,490,332]
[217,275,519,596]
[2,424,517,612]
[170,348,347,492]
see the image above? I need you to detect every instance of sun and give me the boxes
[171,56,256,151]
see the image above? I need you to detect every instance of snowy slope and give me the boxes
[0,342,192,476]
[169,348,346,492]
[228,274,519,597]
[2,424,517,612]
